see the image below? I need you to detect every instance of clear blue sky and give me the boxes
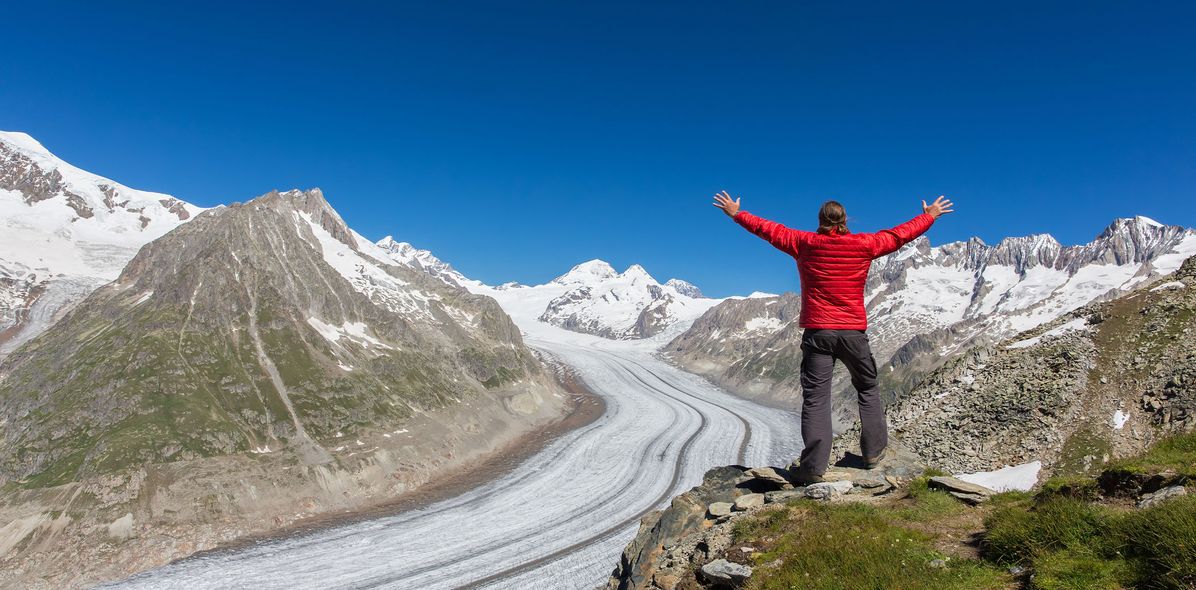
[2,2,1194,296]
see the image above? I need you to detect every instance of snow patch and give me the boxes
[1006,317,1089,350]
[1150,280,1186,292]
[955,460,1041,492]
[307,317,393,350]
[1110,410,1129,430]
[743,317,784,332]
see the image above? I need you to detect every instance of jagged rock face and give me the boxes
[0,189,542,487]
[539,261,715,339]
[666,218,1196,419]
[375,235,473,288]
[886,255,1196,477]
[0,132,202,357]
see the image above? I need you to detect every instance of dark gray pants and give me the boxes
[796,329,887,476]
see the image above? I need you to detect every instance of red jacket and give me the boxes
[734,210,935,330]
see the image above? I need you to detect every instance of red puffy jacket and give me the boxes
[734,210,935,330]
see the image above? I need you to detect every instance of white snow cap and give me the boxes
[552,259,619,285]
[621,264,652,281]
[0,130,204,278]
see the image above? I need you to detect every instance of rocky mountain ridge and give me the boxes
[880,253,1196,479]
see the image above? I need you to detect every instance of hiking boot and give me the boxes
[788,469,825,486]
[864,447,894,470]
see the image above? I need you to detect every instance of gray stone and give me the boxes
[699,559,753,587]
[949,491,991,505]
[928,476,996,497]
[805,480,853,500]
[805,485,833,500]
[1138,485,1187,508]
[764,489,805,503]
[708,502,734,518]
[733,493,765,511]
[808,478,856,497]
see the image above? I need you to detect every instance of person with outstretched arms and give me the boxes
[713,191,954,483]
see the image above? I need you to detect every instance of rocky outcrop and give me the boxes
[608,454,921,590]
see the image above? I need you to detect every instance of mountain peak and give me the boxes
[256,188,357,250]
[552,259,618,285]
[1099,215,1176,239]
[622,264,653,281]
[666,278,704,298]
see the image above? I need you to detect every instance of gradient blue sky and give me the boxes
[2,1,1194,296]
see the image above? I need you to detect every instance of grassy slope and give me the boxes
[729,432,1196,590]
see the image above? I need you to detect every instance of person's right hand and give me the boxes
[712,191,741,218]
[922,195,955,219]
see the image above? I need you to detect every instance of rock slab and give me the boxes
[733,493,765,511]
[1138,484,1187,508]
[699,559,752,588]
[708,502,734,518]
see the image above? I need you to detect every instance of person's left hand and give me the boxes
[712,191,741,218]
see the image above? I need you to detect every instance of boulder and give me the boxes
[1138,485,1187,508]
[733,493,764,511]
[745,466,790,486]
[804,480,853,500]
[928,476,996,498]
[698,559,752,588]
[708,502,734,518]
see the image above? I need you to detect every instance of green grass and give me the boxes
[982,491,1196,589]
[895,475,964,521]
[1037,476,1102,502]
[1030,547,1129,590]
[1118,494,1196,589]
[734,503,1008,590]
[1105,431,1196,479]
[983,497,1117,566]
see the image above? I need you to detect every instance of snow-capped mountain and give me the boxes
[535,260,719,339]
[0,131,203,355]
[666,216,1196,416]
[865,215,1196,363]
